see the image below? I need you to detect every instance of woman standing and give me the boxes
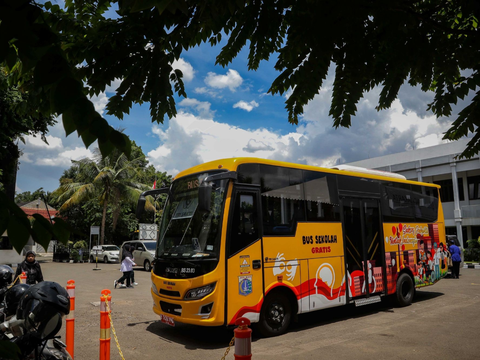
[114,246,136,289]
[15,250,44,285]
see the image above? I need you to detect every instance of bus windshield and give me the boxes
[157,171,228,260]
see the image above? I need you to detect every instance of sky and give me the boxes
[14,4,473,194]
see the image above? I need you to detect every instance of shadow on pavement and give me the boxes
[144,290,446,348]
[145,321,234,350]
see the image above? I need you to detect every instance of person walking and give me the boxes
[14,250,44,285]
[448,239,462,279]
[129,245,138,286]
[114,245,136,289]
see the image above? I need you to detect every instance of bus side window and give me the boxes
[229,192,259,256]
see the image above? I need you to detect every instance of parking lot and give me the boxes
[36,258,480,360]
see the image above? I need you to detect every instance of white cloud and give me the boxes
[90,92,108,115]
[172,58,195,82]
[147,66,456,176]
[24,135,63,149]
[178,98,215,119]
[233,100,259,112]
[194,87,209,94]
[204,69,243,92]
[16,120,96,193]
[106,78,122,93]
[147,111,301,176]
[243,139,274,153]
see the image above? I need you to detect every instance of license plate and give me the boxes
[160,314,175,327]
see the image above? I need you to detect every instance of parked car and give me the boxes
[90,245,120,263]
[121,240,156,271]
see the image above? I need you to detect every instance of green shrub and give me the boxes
[73,240,88,249]
[71,249,80,262]
[464,237,480,262]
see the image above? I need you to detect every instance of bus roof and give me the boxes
[174,157,440,188]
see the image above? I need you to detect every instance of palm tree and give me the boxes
[53,148,155,245]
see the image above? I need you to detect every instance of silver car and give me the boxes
[121,240,156,271]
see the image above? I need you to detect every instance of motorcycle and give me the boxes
[0,280,72,360]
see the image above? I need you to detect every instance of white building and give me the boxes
[346,138,480,248]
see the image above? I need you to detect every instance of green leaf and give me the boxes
[0,194,9,235]
[7,214,31,255]
[33,51,68,88]
[52,76,83,113]
[52,218,71,244]
[98,137,115,158]
[5,47,18,70]
[0,340,21,360]
[81,130,97,149]
[154,0,174,15]
[62,111,76,136]
[31,214,53,250]
[110,130,132,158]
[131,0,159,13]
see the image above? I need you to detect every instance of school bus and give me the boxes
[136,158,447,336]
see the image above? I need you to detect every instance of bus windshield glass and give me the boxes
[157,171,228,259]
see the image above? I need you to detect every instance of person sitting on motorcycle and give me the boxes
[14,251,44,285]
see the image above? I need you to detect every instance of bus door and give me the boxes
[226,185,264,324]
[342,198,385,304]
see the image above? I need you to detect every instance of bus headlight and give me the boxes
[152,282,159,296]
[184,283,216,300]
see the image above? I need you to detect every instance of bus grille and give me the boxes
[160,301,182,316]
[160,289,181,297]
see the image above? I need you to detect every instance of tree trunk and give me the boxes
[100,196,108,245]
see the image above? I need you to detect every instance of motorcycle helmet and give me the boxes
[0,265,14,288]
[4,283,30,317]
[17,281,70,340]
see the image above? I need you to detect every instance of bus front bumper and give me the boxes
[151,285,224,326]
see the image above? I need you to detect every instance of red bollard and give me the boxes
[234,317,252,360]
[100,289,111,360]
[20,272,26,284]
[66,280,75,359]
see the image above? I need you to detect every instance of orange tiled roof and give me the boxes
[22,208,58,220]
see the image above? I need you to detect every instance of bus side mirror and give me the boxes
[198,182,212,212]
[136,195,146,219]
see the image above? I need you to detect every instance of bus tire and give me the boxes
[144,260,151,272]
[395,273,414,307]
[258,291,291,337]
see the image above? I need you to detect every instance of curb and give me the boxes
[464,264,480,269]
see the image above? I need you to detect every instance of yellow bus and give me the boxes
[136,158,447,336]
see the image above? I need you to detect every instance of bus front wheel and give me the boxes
[258,292,292,337]
[395,273,414,307]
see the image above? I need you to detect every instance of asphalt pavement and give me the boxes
[15,258,480,360]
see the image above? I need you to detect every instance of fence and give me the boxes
[53,244,90,263]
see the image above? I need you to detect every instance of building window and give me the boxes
[468,175,480,200]
[470,226,480,241]
[433,178,464,202]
